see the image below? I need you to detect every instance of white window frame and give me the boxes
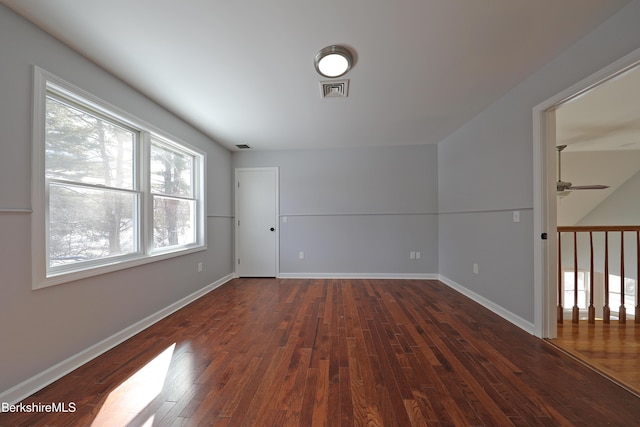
[32,67,206,289]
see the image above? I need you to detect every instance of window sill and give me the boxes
[34,244,207,290]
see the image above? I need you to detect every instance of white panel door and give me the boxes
[235,168,278,277]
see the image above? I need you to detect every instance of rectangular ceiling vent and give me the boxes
[235,144,251,149]
[320,79,349,98]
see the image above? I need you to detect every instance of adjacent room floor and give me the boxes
[551,319,640,396]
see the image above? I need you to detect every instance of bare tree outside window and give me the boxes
[35,70,204,287]
[45,96,137,267]
[150,142,196,249]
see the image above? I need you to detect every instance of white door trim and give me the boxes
[532,47,640,338]
[234,167,279,277]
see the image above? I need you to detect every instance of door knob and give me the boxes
[270,227,275,232]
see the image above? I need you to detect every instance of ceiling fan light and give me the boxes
[314,45,353,78]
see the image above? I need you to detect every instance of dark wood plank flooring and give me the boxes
[2,278,639,426]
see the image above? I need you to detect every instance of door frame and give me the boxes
[234,167,280,277]
[532,47,640,338]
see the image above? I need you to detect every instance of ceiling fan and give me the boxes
[556,144,609,197]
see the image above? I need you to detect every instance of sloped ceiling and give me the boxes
[556,64,640,226]
[0,0,631,151]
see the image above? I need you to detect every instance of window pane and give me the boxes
[45,96,135,189]
[49,183,137,267]
[562,271,589,309]
[150,142,193,197]
[563,272,575,291]
[153,196,195,249]
[609,274,621,293]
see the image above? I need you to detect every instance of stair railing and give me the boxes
[557,226,640,324]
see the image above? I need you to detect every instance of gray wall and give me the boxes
[0,5,233,395]
[438,0,640,324]
[233,145,439,276]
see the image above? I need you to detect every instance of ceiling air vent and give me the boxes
[320,79,349,98]
[235,144,251,149]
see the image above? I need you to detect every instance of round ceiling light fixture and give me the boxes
[314,45,353,78]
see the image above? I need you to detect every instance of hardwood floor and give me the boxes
[2,278,640,426]
[552,320,640,396]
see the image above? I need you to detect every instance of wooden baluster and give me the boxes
[557,225,640,324]
[636,231,640,324]
[620,231,626,324]
[604,231,610,323]
[573,232,579,324]
[588,231,595,324]
[558,230,563,323]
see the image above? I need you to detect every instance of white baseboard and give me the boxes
[278,272,440,280]
[0,273,235,405]
[438,275,535,334]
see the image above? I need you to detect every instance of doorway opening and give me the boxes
[533,48,640,394]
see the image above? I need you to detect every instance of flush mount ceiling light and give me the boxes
[314,45,353,78]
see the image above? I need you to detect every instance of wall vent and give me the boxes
[235,144,251,149]
[320,79,349,98]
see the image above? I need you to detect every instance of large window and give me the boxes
[33,68,205,288]
[561,270,637,320]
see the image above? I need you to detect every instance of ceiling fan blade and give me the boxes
[556,146,610,192]
[568,184,609,190]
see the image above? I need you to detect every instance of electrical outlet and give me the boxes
[415,251,421,259]
[410,251,416,260]
[473,263,479,274]
[197,262,203,272]
[299,251,305,260]
[513,210,520,223]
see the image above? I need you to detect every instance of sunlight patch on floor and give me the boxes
[91,343,176,426]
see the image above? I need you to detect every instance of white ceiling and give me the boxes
[557,64,640,153]
[555,63,640,226]
[0,0,632,151]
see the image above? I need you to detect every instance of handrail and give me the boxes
[557,225,640,325]
[558,225,640,232]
